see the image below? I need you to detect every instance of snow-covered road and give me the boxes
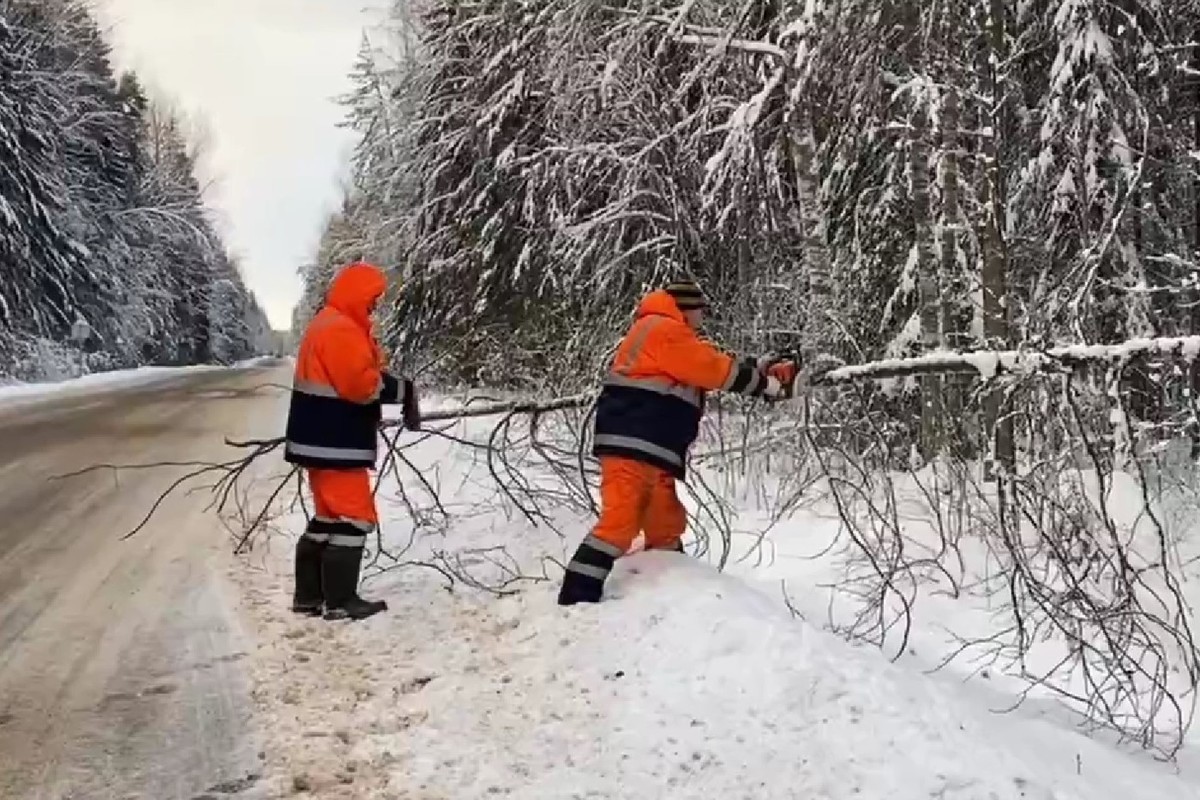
[0,363,289,799]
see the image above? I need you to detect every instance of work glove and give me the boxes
[380,372,402,404]
[757,357,799,400]
[401,379,422,431]
[762,375,787,400]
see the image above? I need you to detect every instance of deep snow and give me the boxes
[230,399,1200,799]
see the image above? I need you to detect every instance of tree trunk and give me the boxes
[980,0,1013,476]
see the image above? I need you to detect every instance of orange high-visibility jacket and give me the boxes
[592,289,769,478]
[284,262,409,469]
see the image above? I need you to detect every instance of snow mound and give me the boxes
[244,550,1194,800]
[232,402,1200,798]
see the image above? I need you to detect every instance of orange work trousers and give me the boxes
[306,467,377,527]
[591,456,686,553]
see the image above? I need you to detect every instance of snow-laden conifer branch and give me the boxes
[817,336,1200,385]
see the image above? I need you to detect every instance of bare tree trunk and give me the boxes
[939,86,970,456]
[787,86,835,356]
[1190,31,1200,457]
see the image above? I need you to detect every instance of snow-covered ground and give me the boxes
[0,356,285,408]
[230,397,1200,799]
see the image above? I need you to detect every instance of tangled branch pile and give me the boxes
[87,337,1200,758]
[796,344,1200,758]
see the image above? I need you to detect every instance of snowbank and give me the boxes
[231,408,1200,799]
[0,356,285,409]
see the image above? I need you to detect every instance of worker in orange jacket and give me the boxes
[283,261,421,621]
[558,280,798,605]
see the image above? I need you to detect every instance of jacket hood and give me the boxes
[636,289,687,323]
[327,262,387,331]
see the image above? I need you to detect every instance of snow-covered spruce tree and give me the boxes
[0,0,267,379]
[302,0,1200,423]
[0,3,89,369]
[302,1,843,389]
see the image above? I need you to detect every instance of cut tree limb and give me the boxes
[815,336,1200,385]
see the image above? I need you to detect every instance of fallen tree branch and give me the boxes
[815,336,1200,385]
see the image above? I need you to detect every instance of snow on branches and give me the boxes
[0,0,268,380]
[279,0,1200,762]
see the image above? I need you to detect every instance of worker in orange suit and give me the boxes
[283,261,421,620]
[558,280,798,605]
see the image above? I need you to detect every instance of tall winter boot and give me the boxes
[558,534,620,606]
[321,544,388,621]
[291,532,326,616]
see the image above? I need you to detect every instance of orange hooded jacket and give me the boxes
[284,262,409,469]
[591,289,770,478]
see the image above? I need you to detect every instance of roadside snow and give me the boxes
[0,356,284,408]
[231,404,1200,799]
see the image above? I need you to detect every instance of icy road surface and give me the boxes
[0,363,289,799]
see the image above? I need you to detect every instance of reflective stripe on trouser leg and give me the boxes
[560,457,655,602]
[321,530,368,610]
[559,532,619,604]
[301,515,338,543]
[565,533,624,582]
[303,515,374,546]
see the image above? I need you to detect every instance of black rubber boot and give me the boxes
[291,534,325,616]
[557,536,616,606]
[557,569,604,605]
[321,545,387,621]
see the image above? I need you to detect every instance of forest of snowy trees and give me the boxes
[300,0,1200,391]
[288,0,1200,757]
[0,0,268,382]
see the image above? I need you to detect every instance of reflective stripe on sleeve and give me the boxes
[720,361,765,395]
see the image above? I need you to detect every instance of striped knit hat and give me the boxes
[664,280,709,311]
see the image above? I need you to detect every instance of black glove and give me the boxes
[380,371,401,404]
[401,379,421,430]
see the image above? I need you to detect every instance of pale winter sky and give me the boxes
[92,0,390,330]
